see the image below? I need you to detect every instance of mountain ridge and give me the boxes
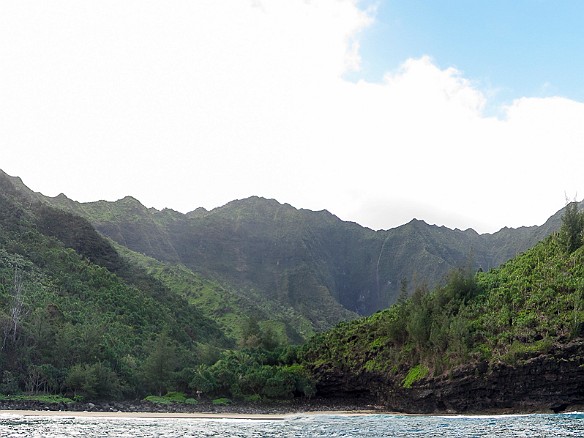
[1,169,548,237]
[1,169,577,330]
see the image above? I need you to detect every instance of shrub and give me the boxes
[402,364,429,388]
[243,394,261,403]
[212,397,231,406]
[503,338,553,364]
[144,395,171,404]
[163,391,186,402]
[143,392,198,405]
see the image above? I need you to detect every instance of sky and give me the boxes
[1,0,584,234]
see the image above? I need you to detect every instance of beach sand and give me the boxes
[0,409,378,420]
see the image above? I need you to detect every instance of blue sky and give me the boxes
[1,1,583,233]
[353,0,584,110]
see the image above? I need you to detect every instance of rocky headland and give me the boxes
[312,340,584,414]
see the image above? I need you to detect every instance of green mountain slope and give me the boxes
[0,172,231,399]
[2,168,576,337]
[1,170,358,345]
[114,244,315,344]
[47,194,364,325]
[300,229,584,412]
[42,186,568,323]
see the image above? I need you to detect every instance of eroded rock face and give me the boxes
[312,340,584,414]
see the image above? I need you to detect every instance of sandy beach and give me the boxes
[0,409,378,420]
[0,396,384,420]
[0,409,289,420]
[0,410,379,421]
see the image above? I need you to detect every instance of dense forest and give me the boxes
[0,173,316,403]
[0,181,230,400]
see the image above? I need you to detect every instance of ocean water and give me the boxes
[0,412,583,437]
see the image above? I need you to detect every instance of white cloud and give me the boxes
[1,0,583,233]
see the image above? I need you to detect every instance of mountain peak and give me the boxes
[186,207,209,219]
[406,218,429,227]
[119,195,142,204]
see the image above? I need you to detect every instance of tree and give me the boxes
[65,362,121,399]
[189,365,218,395]
[239,317,262,349]
[142,330,177,396]
[398,278,409,303]
[259,323,282,351]
[560,201,584,253]
[1,267,26,351]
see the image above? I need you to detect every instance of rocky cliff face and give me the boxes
[311,340,584,414]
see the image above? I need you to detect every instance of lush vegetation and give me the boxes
[300,205,584,390]
[175,203,584,402]
[144,391,198,405]
[188,347,315,401]
[0,393,74,404]
[0,182,231,401]
[0,173,318,403]
[115,245,315,345]
[1,169,582,408]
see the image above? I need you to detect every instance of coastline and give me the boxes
[0,409,379,420]
[0,410,292,420]
[2,408,583,420]
[1,397,581,419]
[0,397,384,420]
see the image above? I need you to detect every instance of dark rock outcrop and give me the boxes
[312,340,584,414]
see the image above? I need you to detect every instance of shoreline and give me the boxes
[1,408,583,420]
[0,397,385,420]
[0,410,292,420]
[1,397,581,419]
[0,409,380,420]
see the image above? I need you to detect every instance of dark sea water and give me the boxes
[1,412,583,437]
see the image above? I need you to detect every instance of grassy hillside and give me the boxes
[1,169,582,410]
[115,244,316,344]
